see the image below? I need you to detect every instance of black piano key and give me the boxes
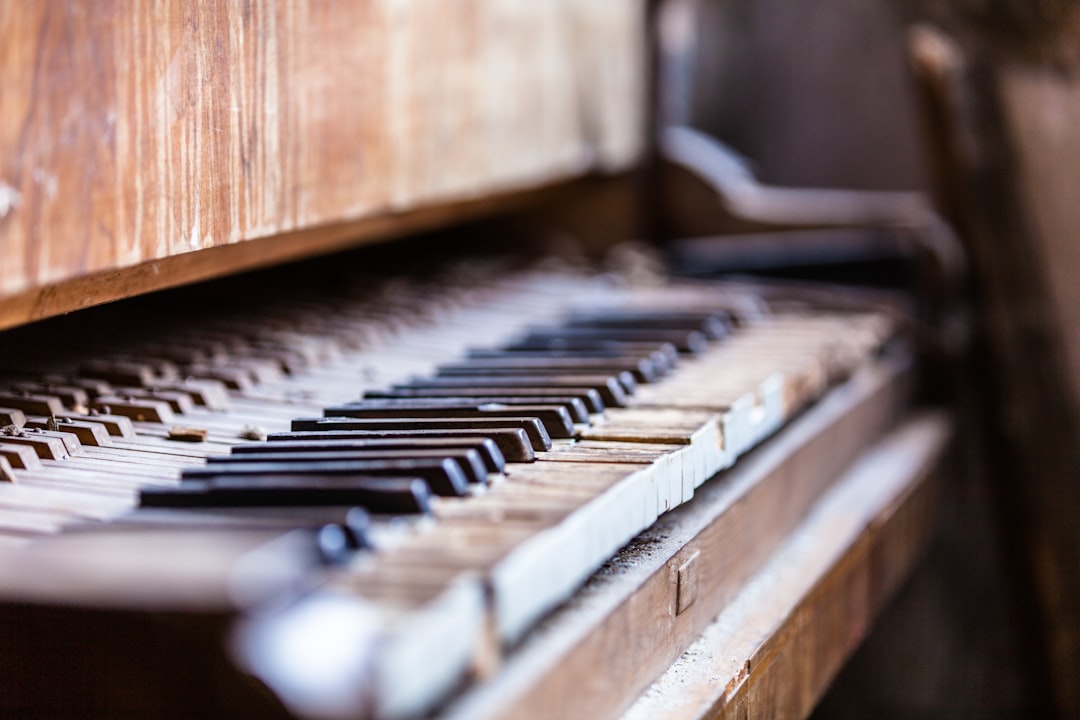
[466,347,675,376]
[267,428,535,463]
[365,387,606,415]
[321,402,576,439]
[291,416,553,452]
[428,367,637,395]
[349,395,591,424]
[247,436,506,473]
[184,458,470,497]
[140,477,432,514]
[210,448,488,485]
[517,327,708,354]
[564,311,732,340]
[390,375,628,408]
[502,338,680,366]
[435,356,662,383]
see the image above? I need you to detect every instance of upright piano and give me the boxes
[0,3,952,718]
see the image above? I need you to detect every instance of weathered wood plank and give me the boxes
[0,0,645,326]
[621,414,949,720]
[910,23,1080,713]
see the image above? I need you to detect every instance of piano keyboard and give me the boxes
[0,259,896,719]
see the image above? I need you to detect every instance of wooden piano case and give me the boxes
[0,3,959,719]
[0,0,646,330]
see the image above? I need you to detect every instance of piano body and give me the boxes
[0,2,959,718]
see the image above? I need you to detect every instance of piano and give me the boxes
[0,2,954,718]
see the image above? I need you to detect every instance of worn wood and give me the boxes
[0,177,597,332]
[910,23,1080,714]
[621,414,949,720]
[439,353,915,720]
[0,1,646,328]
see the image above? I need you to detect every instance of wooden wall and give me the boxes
[0,1,645,328]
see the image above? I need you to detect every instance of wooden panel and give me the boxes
[0,1,645,316]
[995,64,1080,715]
[909,23,1080,714]
[621,413,948,720]
[1000,66,1080,415]
[0,175,595,332]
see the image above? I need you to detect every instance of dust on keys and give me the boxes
[0,256,895,719]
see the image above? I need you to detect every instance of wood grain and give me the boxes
[621,414,948,720]
[0,174,595,331]
[440,353,916,720]
[910,25,1080,714]
[0,1,645,323]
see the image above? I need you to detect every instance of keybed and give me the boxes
[0,259,894,718]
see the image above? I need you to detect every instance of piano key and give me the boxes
[183,458,471,497]
[432,367,639,395]
[438,355,663,383]
[321,402,577,439]
[0,408,27,427]
[0,393,66,417]
[140,477,433,514]
[10,383,90,409]
[132,342,221,366]
[519,327,708,354]
[181,364,257,391]
[22,418,112,447]
[90,397,176,424]
[354,394,592,424]
[564,310,732,339]
[109,387,197,414]
[250,437,506,473]
[0,432,70,460]
[0,442,42,470]
[466,347,677,376]
[366,387,607,414]
[268,429,536,463]
[217,356,287,385]
[45,375,114,397]
[293,416,553,452]
[392,375,629,408]
[527,325,712,354]
[208,448,489,486]
[502,338,680,366]
[81,359,178,387]
[63,412,135,437]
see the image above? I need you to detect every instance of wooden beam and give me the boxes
[0,174,595,332]
[0,1,646,322]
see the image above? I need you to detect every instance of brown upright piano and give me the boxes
[0,3,953,718]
